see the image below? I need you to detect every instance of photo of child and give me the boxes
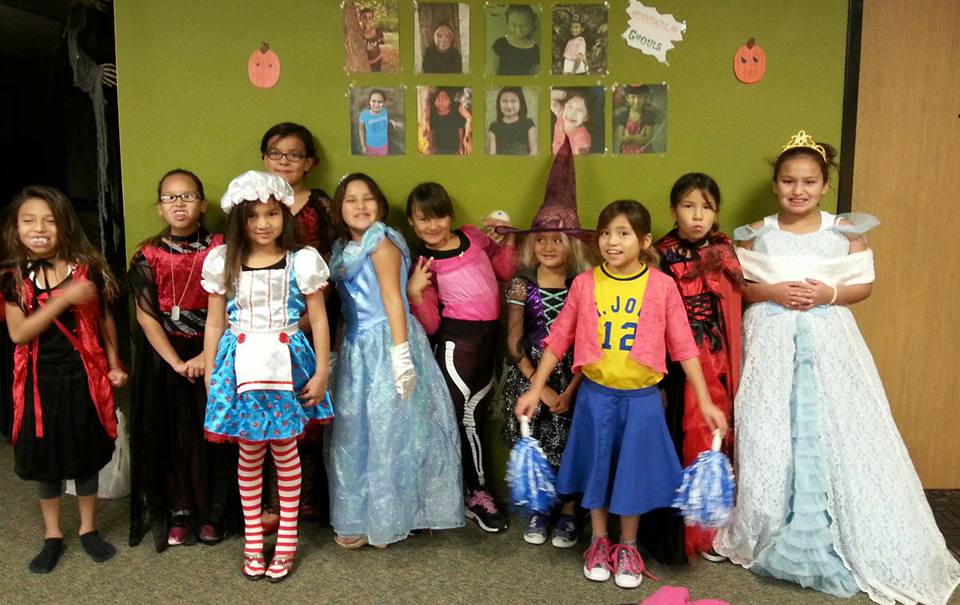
[613,84,667,154]
[486,87,538,156]
[415,2,469,74]
[550,86,604,155]
[418,86,472,155]
[343,1,399,73]
[551,4,607,75]
[350,86,405,156]
[486,4,540,76]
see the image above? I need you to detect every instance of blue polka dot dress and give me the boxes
[201,245,334,443]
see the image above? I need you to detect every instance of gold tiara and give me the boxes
[781,130,826,161]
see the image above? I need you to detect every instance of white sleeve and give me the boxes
[200,245,227,295]
[293,246,330,294]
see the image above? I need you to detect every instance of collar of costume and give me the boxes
[220,170,294,212]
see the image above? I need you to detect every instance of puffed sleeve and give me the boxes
[293,246,330,294]
[200,245,227,295]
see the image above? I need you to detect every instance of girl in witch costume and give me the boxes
[201,171,333,582]
[499,137,593,547]
[127,169,240,552]
[2,185,127,574]
[715,131,960,603]
[405,181,517,533]
[652,173,742,562]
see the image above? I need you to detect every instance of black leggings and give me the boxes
[433,318,499,493]
[37,474,98,500]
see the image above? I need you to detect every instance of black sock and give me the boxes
[29,538,64,573]
[79,530,116,563]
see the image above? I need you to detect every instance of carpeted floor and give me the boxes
[0,443,957,605]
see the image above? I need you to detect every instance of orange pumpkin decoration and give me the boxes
[248,42,280,89]
[734,38,766,84]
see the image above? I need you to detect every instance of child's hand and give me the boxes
[61,280,98,306]
[539,386,559,409]
[804,278,834,306]
[552,388,575,415]
[482,215,512,245]
[406,257,433,304]
[108,367,128,388]
[181,353,205,381]
[699,401,728,436]
[770,281,815,310]
[299,371,329,407]
[515,389,540,420]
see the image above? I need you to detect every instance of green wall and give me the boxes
[116,0,849,254]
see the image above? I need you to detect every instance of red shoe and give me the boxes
[198,523,223,545]
[167,523,189,547]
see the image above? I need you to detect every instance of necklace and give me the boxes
[167,230,202,321]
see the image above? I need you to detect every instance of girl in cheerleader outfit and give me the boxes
[128,169,239,551]
[714,132,960,605]
[325,173,463,548]
[517,200,728,590]
[201,171,333,582]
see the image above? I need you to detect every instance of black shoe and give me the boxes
[465,489,508,533]
[29,538,64,573]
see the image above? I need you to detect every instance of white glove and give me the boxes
[390,342,417,400]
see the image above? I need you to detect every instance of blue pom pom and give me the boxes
[673,449,736,528]
[506,418,559,515]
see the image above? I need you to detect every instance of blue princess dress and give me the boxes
[715,212,960,605]
[201,246,334,443]
[325,223,464,545]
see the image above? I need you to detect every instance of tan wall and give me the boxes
[852,1,960,487]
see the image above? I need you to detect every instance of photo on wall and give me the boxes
[342,1,400,73]
[486,86,539,156]
[551,3,608,75]
[350,86,405,156]
[485,4,541,76]
[417,86,473,155]
[612,83,667,154]
[550,86,605,155]
[414,2,470,74]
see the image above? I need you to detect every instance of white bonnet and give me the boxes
[220,170,294,212]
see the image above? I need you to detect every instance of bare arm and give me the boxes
[371,239,408,345]
[487,131,497,155]
[135,306,182,369]
[527,126,538,155]
[298,289,330,406]
[4,280,96,344]
[358,120,367,154]
[203,293,227,393]
[100,307,128,387]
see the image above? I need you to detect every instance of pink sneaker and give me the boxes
[610,542,658,589]
[582,536,613,581]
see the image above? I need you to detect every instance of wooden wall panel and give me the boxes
[852,1,960,487]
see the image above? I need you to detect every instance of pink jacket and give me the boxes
[543,266,698,376]
[409,224,517,335]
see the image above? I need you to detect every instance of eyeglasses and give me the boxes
[158,192,201,204]
[265,150,308,162]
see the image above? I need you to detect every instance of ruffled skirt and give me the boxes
[204,330,333,443]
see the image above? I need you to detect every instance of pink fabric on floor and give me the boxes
[640,586,732,605]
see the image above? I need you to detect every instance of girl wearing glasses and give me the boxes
[128,169,241,552]
[259,122,339,535]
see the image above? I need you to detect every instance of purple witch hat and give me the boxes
[496,136,594,241]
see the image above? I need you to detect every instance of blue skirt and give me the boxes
[557,379,682,516]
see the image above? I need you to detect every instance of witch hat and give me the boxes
[496,135,593,241]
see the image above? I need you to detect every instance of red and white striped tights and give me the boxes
[238,438,301,577]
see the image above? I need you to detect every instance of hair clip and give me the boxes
[781,130,826,161]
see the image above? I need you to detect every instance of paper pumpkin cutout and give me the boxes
[248,42,280,88]
[734,38,766,84]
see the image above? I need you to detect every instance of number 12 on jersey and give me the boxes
[601,321,637,351]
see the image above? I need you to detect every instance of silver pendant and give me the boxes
[171,305,181,321]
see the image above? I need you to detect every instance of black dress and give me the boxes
[0,271,114,482]
[127,231,241,549]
